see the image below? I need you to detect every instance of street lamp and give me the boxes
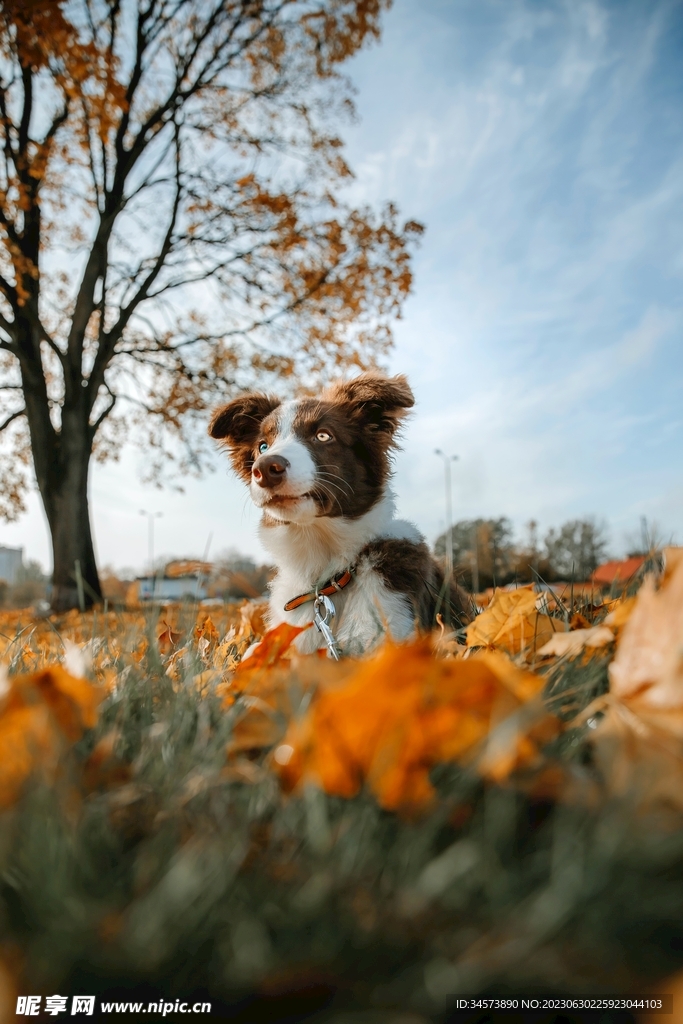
[139,510,163,576]
[434,450,459,622]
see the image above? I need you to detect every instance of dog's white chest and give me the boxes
[268,560,415,656]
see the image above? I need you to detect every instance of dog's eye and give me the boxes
[315,430,333,443]
[258,441,269,454]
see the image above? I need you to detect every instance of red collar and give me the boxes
[283,569,353,611]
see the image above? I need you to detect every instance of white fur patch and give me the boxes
[261,491,424,655]
[249,399,317,521]
[243,386,425,656]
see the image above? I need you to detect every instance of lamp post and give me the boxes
[434,450,459,622]
[139,510,163,579]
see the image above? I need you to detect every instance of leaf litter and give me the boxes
[0,566,682,1013]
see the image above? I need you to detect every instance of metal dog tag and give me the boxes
[313,593,342,661]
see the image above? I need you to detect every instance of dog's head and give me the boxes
[209,373,414,523]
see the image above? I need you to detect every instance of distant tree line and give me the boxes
[434,517,612,591]
[210,553,272,602]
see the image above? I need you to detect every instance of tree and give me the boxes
[0,0,421,610]
[435,517,514,591]
[210,549,271,600]
[510,518,554,583]
[544,518,609,580]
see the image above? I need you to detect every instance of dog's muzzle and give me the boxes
[252,454,289,488]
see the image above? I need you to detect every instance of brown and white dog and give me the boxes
[209,373,468,655]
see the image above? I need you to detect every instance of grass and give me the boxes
[0,593,681,1023]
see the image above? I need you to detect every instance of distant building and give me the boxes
[137,575,208,602]
[591,556,646,587]
[0,545,23,585]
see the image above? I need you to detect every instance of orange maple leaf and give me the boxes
[234,622,309,676]
[276,641,555,813]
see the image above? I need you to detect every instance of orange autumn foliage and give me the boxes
[234,622,310,676]
[0,666,102,807]
[575,549,683,810]
[227,623,311,754]
[0,0,420,609]
[276,641,557,812]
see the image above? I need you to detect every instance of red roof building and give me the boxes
[590,556,646,587]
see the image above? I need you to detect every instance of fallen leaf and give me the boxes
[537,626,614,659]
[158,621,182,654]
[239,600,268,639]
[276,641,555,813]
[11,666,102,740]
[234,622,309,676]
[0,705,54,808]
[0,665,103,807]
[165,645,189,681]
[194,615,219,645]
[662,545,683,584]
[589,697,683,811]
[603,596,637,629]
[192,669,221,696]
[466,587,565,657]
[580,555,683,808]
[608,559,683,708]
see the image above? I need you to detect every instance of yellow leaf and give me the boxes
[239,600,268,639]
[194,615,219,645]
[466,587,564,657]
[467,587,538,646]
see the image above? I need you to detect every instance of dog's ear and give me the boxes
[209,393,280,444]
[327,373,414,435]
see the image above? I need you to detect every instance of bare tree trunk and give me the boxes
[23,370,102,612]
[44,447,101,612]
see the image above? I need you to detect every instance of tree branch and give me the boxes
[90,126,183,395]
[0,406,25,432]
[17,65,33,159]
[0,265,17,302]
[89,385,116,437]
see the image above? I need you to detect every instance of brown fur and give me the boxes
[209,373,415,521]
[208,393,280,484]
[358,537,470,630]
[208,373,469,640]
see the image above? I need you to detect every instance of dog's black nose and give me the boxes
[253,453,289,487]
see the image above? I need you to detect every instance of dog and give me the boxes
[209,373,469,656]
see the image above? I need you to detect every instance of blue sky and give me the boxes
[2,0,682,570]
